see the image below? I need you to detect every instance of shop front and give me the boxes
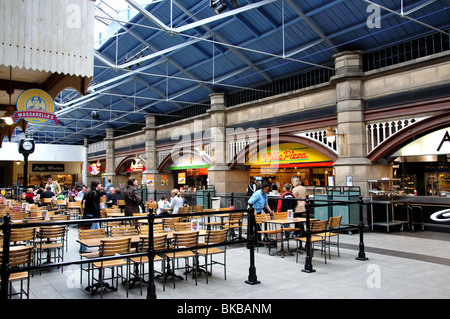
[392,126,450,197]
[245,142,335,190]
[169,155,210,191]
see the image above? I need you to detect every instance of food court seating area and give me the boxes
[2,196,448,300]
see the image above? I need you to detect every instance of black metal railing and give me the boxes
[363,30,450,72]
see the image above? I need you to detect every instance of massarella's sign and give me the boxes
[245,143,332,166]
[13,89,58,125]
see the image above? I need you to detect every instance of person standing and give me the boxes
[170,189,183,214]
[246,177,257,196]
[45,178,61,195]
[247,182,274,245]
[247,181,273,215]
[124,177,142,226]
[291,177,307,216]
[105,179,114,194]
[276,183,297,213]
[80,180,102,253]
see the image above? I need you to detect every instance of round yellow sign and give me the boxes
[14,89,58,125]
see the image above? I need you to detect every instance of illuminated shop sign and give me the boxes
[245,143,332,166]
[393,127,450,157]
[170,155,210,170]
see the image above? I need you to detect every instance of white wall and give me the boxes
[0,142,84,162]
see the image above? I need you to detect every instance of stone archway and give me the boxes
[367,112,450,163]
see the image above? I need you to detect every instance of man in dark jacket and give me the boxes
[80,180,102,253]
[124,177,142,226]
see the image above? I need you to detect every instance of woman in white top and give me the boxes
[156,195,170,215]
[170,189,184,214]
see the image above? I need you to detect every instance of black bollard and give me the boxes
[302,196,315,273]
[146,212,157,299]
[356,196,369,261]
[245,204,260,285]
[1,214,12,299]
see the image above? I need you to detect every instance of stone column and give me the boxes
[83,138,88,186]
[332,51,391,196]
[142,115,159,196]
[207,93,230,194]
[103,127,116,186]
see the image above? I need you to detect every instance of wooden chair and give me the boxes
[165,231,199,289]
[293,220,328,264]
[316,215,342,259]
[129,234,167,294]
[78,228,106,284]
[222,213,244,241]
[197,229,228,284]
[67,201,82,220]
[147,202,158,213]
[252,214,276,253]
[178,206,191,222]
[10,228,36,248]
[162,217,180,231]
[0,246,34,299]
[36,225,67,273]
[89,237,131,298]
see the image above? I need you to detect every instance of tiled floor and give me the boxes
[13,225,450,300]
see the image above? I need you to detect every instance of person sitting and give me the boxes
[106,187,119,207]
[40,186,55,199]
[156,195,170,215]
[25,188,35,204]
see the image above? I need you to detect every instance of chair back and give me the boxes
[174,222,192,232]
[162,217,180,230]
[11,228,36,244]
[254,213,271,224]
[137,234,167,253]
[39,225,66,240]
[173,231,199,248]
[0,246,34,268]
[99,237,131,256]
[206,229,227,245]
[178,206,190,214]
[273,212,288,220]
[153,223,163,233]
[116,200,125,206]
[110,225,138,237]
[310,220,328,232]
[56,200,67,206]
[50,214,69,221]
[147,202,158,210]
[329,215,342,229]
[190,205,203,213]
[218,207,231,211]
[68,202,81,208]
[79,228,106,240]
[228,213,243,222]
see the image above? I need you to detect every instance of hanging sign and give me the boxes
[245,143,331,165]
[14,89,58,125]
[88,163,101,175]
[170,155,210,170]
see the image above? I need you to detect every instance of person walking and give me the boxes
[80,180,102,253]
[123,177,142,226]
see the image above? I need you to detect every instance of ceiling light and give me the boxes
[210,0,227,14]
[1,117,14,125]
